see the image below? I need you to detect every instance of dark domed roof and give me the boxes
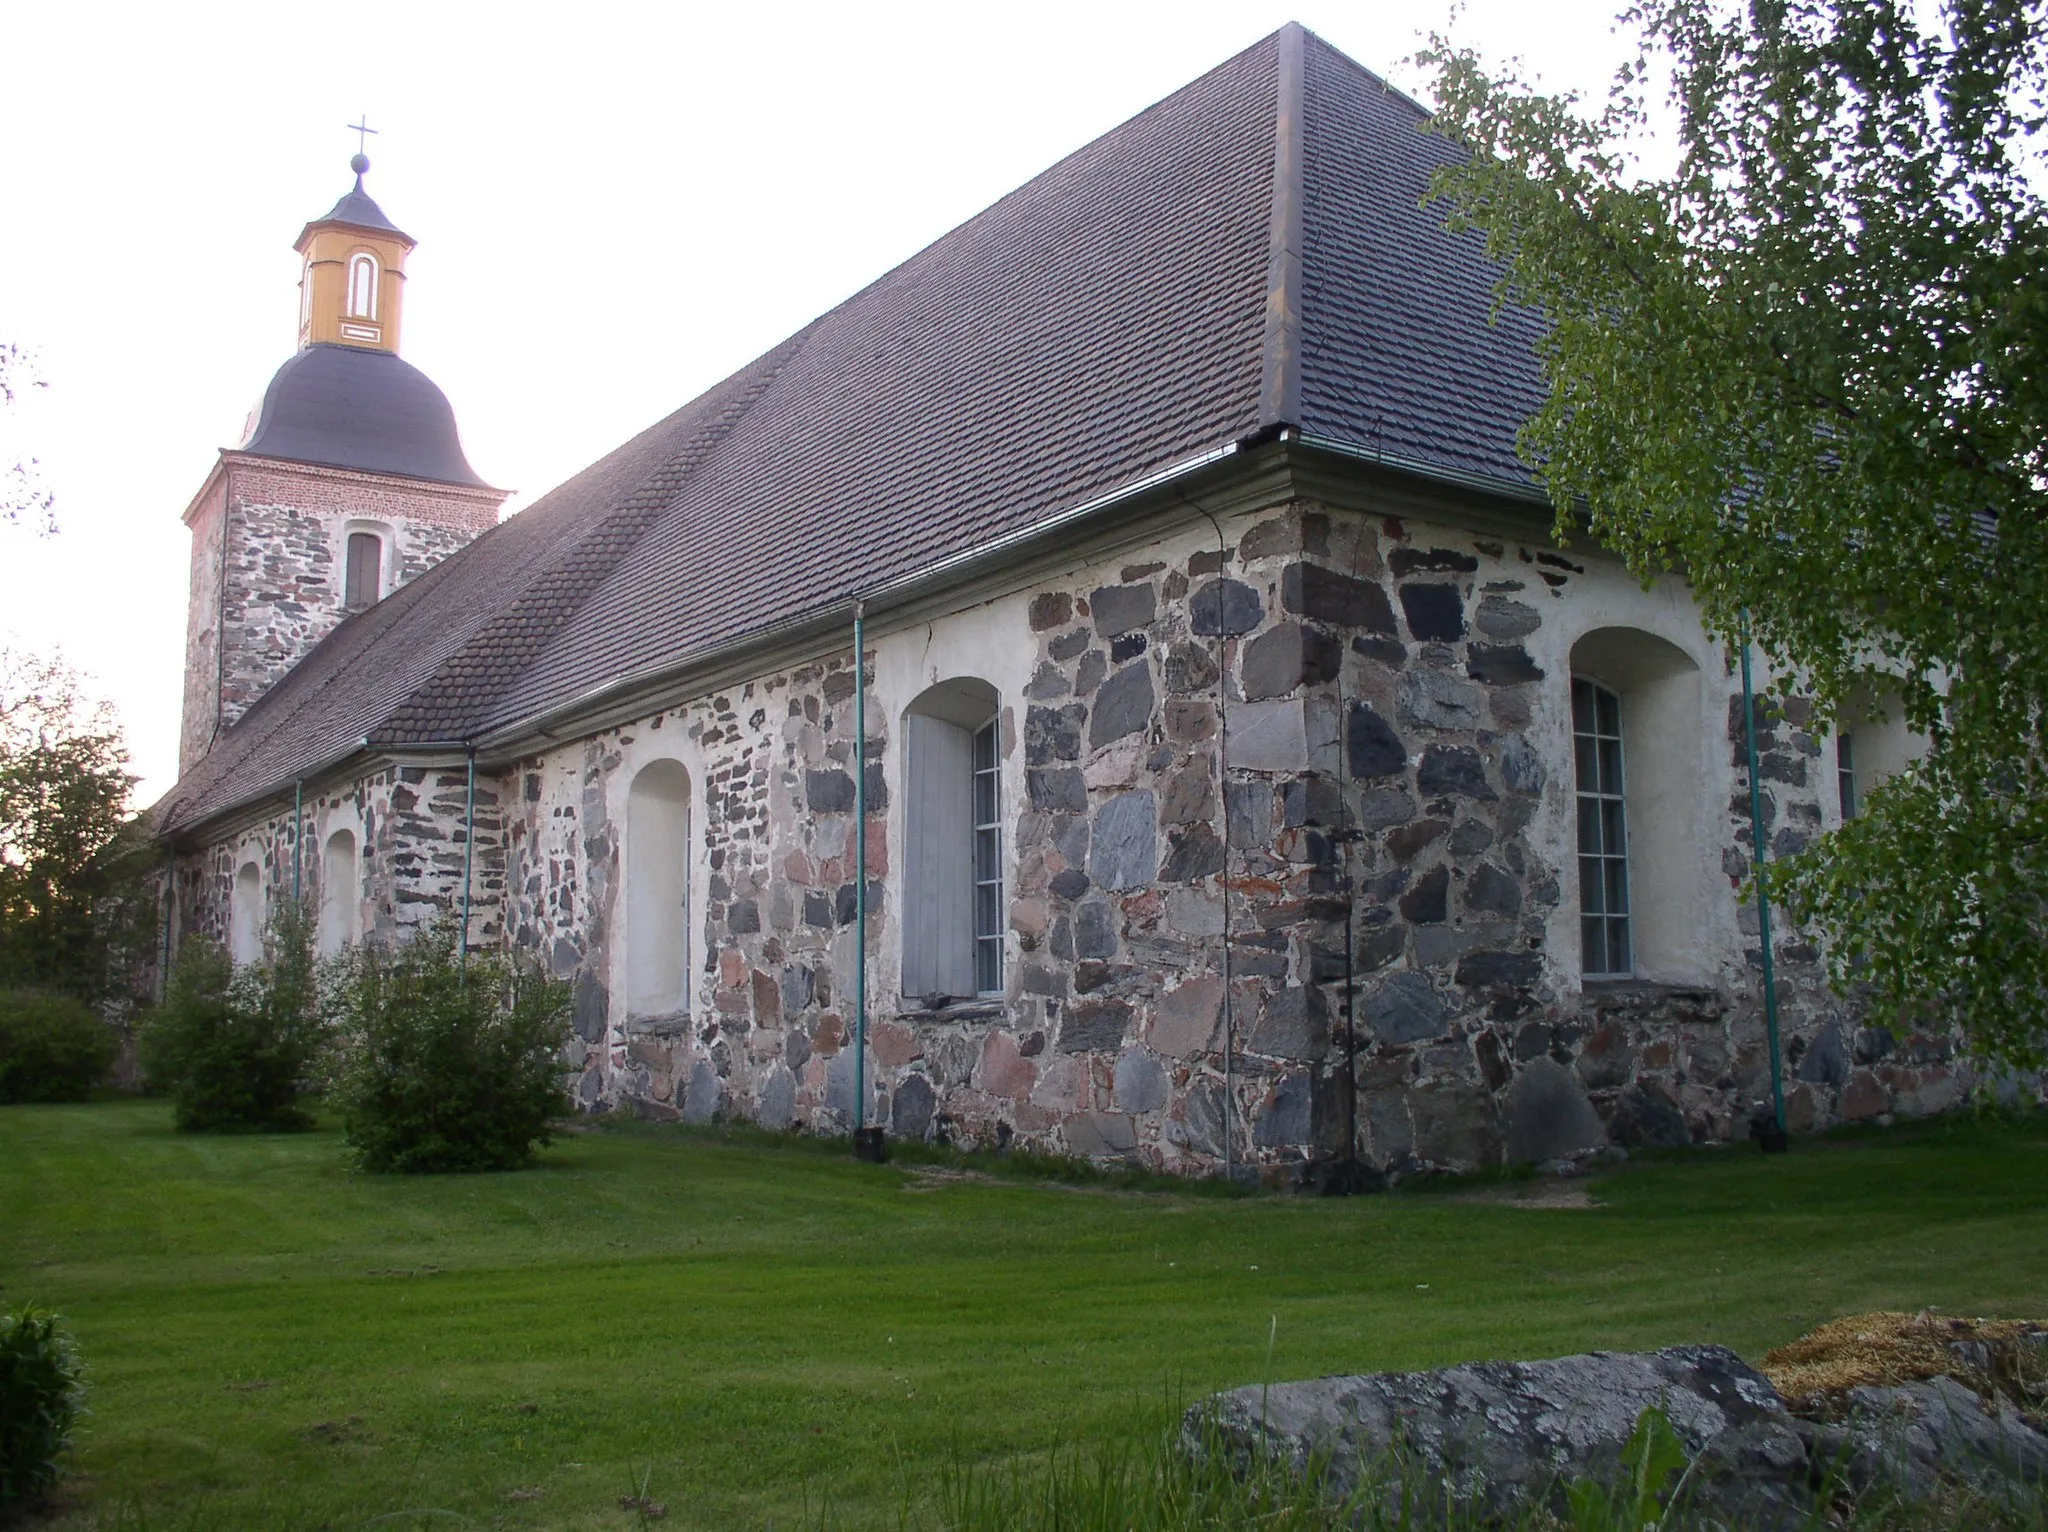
[240,344,490,487]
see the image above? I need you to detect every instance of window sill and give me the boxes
[894,998,1007,1025]
[621,1010,692,1037]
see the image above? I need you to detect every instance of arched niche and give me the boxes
[626,759,692,1018]
[319,829,360,956]
[1567,627,1707,984]
[230,861,265,966]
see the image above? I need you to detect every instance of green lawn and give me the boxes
[2,1102,2044,1530]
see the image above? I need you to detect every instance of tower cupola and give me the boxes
[294,153,415,353]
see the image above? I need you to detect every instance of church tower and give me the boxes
[178,152,509,774]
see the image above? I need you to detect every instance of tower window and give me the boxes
[345,532,384,609]
[1836,733,1858,820]
[1573,676,1631,977]
[347,253,379,320]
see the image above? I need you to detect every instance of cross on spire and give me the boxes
[347,115,378,155]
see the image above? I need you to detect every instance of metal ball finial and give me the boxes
[350,152,371,176]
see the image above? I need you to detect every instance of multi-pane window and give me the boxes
[1574,677,1631,977]
[1836,733,1858,820]
[344,531,383,608]
[903,679,1003,1003]
[972,718,1003,995]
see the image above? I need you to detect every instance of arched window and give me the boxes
[299,259,314,332]
[1567,628,1705,984]
[626,760,692,1018]
[318,829,360,956]
[902,678,1003,1001]
[346,253,379,319]
[344,531,384,609]
[231,861,265,966]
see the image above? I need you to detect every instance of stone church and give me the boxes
[151,25,1966,1176]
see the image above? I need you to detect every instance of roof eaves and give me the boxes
[1257,20,1307,432]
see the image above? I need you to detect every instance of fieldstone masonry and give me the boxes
[170,494,2028,1174]
[180,457,502,771]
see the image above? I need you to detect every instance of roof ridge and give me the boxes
[372,328,814,744]
[1258,20,1306,431]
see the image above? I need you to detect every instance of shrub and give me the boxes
[331,925,571,1173]
[0,990,116,1103]
[138,907,324,1133]
[0,1304,84,1518]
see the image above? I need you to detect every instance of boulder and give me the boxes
[1184,1346,1811,1528]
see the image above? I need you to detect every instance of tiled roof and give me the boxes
[156,24,1548,837]
[300,178,412,244]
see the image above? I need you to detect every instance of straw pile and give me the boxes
[1760,1310,2047,1416]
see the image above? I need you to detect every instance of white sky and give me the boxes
[0,0,1643,805]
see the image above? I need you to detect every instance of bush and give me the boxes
[331,925,571,1173]
[0,1305,84,1518]
[138,908,324,1133]
[0,990,115,1103]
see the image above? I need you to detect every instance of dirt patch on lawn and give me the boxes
[1451,1180,1603,1210]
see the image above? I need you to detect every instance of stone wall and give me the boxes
[170,491,2008,1172]
[179,456,504,771]
[167,761,504,960]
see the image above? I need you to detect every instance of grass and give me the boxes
[0,1102,2043,1529]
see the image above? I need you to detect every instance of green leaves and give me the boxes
[0,1303,85,1513]
[1420,0,2047,1066]
[0,648,146,1005]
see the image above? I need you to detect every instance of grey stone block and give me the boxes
[1364,970,1444,1044]
[1398,668,1484,730]
[1502,1056,1608,1163]
[683,1060,723,1124]
[758,1066,796,1128]
[1417,744,1496,799]
[1475,593,1543,639]
[1191,578,1262,636]
[1113,1049,1170,1113]
[1345,702,1406,778]
[1252,1071,1314,1147]
[1398,582,1465,641]
[1089,663,1155,750]
[1067,1111,1139,1155]
[1281,562,1394,633]
[1609,1082,1692,1148]
[1091,583,1157,637]
[1088,790,1158,890]
[1795,1023,1850,1089]
[891,1072,936,1140]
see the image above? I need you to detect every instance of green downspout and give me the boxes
[292,780,304,907]
[461,750,476,973]
[852,603,868,1138]
[1739,615,1789,1140]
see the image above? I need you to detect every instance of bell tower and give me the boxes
[176,149,510,775]
[295,152,415,353]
